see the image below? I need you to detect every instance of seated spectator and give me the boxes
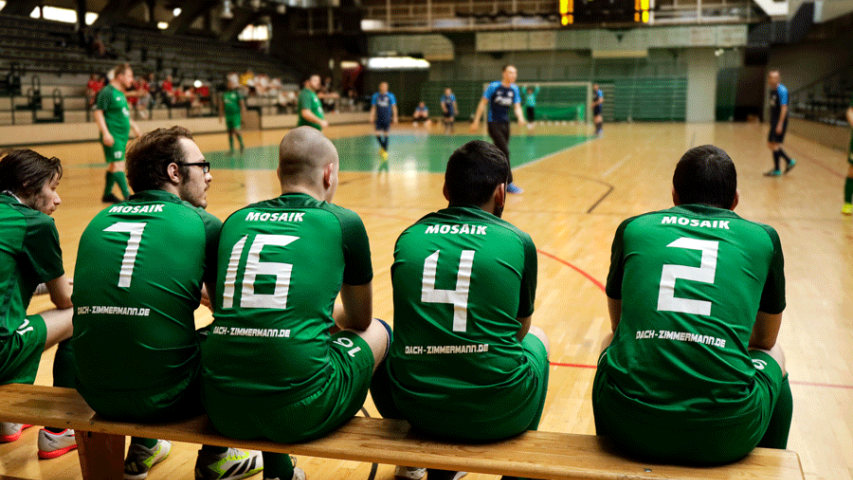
[413,102,431,128]
[86,73,105,107]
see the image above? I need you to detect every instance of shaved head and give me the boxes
[278,126,340,196]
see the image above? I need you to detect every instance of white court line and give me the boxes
[515,136,596,172]
[601,154,631,178]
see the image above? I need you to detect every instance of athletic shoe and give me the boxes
[102,193,122,203]
[195,447,263,480]
[785,159,796,173]
[37,428,77,459]
[842,203,852,215]
[265,468,305,480]
[380,148,389,161]
[425,469,468,480]
[763,169,782,177]
[124,439,172,480]
[506,183,523,194]
[394,466,426,479]
[0,423,33,442]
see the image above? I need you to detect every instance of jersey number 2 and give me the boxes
[421,250,475,332]
[657,237,719,315]
[222,234,298,309]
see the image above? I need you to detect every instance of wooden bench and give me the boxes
[0,384,804,480]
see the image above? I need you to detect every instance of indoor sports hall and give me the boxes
[0,1,851,479]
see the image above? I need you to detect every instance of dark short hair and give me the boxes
[126,126,193,192]
[672,145,737,208]
[0,149,63,198]
[445,140,509,206]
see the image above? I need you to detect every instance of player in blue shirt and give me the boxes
[764,71,795,176]
[592,83,604,136]
[440,88,457,134]
[471,65,526,194]
[413,102,431,128]
[370,82,398,162]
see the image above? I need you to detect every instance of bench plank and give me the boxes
[0,384,804,480]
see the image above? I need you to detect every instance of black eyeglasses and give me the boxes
[177,162,211,173]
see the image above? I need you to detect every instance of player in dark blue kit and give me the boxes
[471,65,526,194]
[370,82,398,162]
[765,71,796,177]
[440,88,457,134]
[592,83,604,136]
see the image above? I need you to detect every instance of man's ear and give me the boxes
[443,183,450,201]
[671,186,680,206]
[167,162,181,184]
[323,162,334,190]
[730,189,740,211]
[494,182,506,209]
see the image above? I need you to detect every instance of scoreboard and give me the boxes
[560,0,650,25]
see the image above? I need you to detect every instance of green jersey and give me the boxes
[222,89,244,119]
[95,84,131,144]
[0,193,64,339]
[387,205,537,398]
[604,204,785,416]
[72,190,222,398]
[297,88,324,130]
[202,193,372,402]
[524,86,540,108]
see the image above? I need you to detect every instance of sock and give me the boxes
[200,445,228,455]
[103,172,115,197]
[772,151,781,171]
[262,452,294,480]
[236,133,244,150]
[52,340,74,388]
[113,171,130,199]
[375,135,384,149]
[131,437,159,449]
[778,148,791,164]
[383,135,390,150]
[229,134,234,151]
[757,374,793,449]
[845,177,853,203]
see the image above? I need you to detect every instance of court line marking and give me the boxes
[784,144,846,178]
[601,154,631,178]
[536,249,606,292]
[514,135,595,172]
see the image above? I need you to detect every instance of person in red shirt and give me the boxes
[86,73,105,106]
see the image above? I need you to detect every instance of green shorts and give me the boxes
[0,315,48,385]
[225,116,241,130]
[102,140,127,163]
[375,333,549,442]
[203,330,374,443]
[592,349,786,465]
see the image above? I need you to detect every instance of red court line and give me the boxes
[550,361,598,369]
[786,145,846,178]
[536,249,606,292]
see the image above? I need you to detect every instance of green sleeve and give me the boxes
[517,232,537,318]
[196,208,223,286]
[95,87,110,111]
[534,86,540,96]
[22,214,64,283]
[758,225,786,314]
[605,218,632,299]
[298,90,310,110]
[337,208,373,286]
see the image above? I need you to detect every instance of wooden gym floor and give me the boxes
[2,121,851,480]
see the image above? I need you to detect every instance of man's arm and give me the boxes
[607,296,621,333]
[470,97,488,131]
[93,109,114,146]
[514,102,526,126]
[130,119,141,138]
[334,282,373,331]
[369,104,376,124]
[392,104,399,124]
[846,106,853,126]
[301,108,327,127]
[777,105,788,134]
[516,315,532,342]
[46,274,73,310]
[218,95,224,122]
[749,311,782,350]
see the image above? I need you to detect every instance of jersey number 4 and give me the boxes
[421,250,475,332]
[222,234,298,309]
[657,237,719,316]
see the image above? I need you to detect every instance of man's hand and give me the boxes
[103,132,115,147]
[776,123,783,135]
[469,121,479,132]
[320,120,329,129]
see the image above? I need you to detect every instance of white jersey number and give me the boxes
[421,250,475,332]
[222,234,299,310]
[104,222,147,288]
[657,237,719,316]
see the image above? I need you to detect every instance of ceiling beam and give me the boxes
[218,8,257,42]
[91,0,145,28]
[1,0,42,16]
[164,0,218,35]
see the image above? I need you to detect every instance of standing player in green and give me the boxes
[0,150,77,459]
[297,74,328,131]
[371,140,550,480]
[95,63,142,203]
[842,93,853,215]
[220,77,247,155]
[594,145,793,464]
[72,127,263,480]
[202,127,390,480]
[524,85,539,130]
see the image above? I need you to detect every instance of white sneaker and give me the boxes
[395,466,427,479]
[195,447,263,480]
[124,439,172,480]
[37,428,77,459]
[0,423,33,442]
